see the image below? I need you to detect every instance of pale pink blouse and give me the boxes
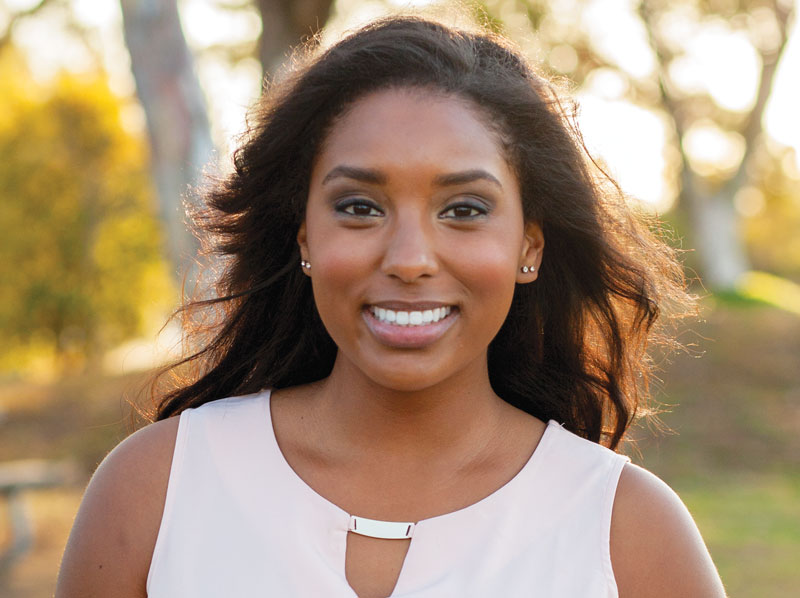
[147,390,629,596]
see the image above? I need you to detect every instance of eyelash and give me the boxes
[335,198,383,217]
[439,202,489,219]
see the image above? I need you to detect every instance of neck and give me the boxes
[312,352,506,461]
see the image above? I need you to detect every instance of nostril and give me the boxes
[381,249,439,282]
[381,256,439,282]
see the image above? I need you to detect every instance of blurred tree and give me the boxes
[117,0,336,288]
[119,0,214,289]
[742,146,800,278]
[638,0,794,290]
[1,0,212,288]
[0,55,173,372]
[0,0,53,50]
[253,0,334,76]
[497,0,794,290]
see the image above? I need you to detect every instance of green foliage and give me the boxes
[0,54,174,371]
[744,163,800,281]
[710,289,774,309]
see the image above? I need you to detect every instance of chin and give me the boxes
[356,356,463,394]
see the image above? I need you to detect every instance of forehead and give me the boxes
[312,88,515,184]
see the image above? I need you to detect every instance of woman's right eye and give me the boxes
[336,199,383,217]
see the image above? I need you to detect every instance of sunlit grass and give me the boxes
[735,270,800,316]
[676,473,800,598]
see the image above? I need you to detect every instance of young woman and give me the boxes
[56,16,727,598]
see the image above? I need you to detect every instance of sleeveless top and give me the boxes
[146,391,630,597]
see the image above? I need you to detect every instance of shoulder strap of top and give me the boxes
[146,392,271,593]
[544,422,630,593]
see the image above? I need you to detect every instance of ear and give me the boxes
[516,220,544,284]
[297,220,308,255]
[297,220,311,276]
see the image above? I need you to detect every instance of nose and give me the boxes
[380,211,439,283]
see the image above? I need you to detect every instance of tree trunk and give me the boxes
[682,187,749,290]
[255,0,333,78]
[119,0,214,290]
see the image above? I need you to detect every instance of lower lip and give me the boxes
[362,308,459,348]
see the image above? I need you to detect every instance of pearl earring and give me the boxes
[521,265,535,273]
[300,259,311,270]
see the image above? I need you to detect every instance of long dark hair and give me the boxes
[149,16,693,450]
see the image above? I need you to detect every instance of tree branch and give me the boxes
[723,0,794,195]
[637,0,699,204]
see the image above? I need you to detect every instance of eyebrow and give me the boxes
[433,169,503,189]
[322,166,386,185]
[322,165,503,189]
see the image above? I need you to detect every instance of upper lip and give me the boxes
[366,301,456,311]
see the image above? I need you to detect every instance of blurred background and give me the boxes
[0,0,798,595]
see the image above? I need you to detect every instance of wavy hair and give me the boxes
[149,16,693,450]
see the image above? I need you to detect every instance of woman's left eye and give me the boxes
[335,199,383,217]
[440,203,488,219]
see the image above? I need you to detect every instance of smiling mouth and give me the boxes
[368,305,454,327]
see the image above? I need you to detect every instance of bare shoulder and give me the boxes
[610,462,727,598]
[56,416,181,598]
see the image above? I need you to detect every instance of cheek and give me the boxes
[310,234,373,288]
[450,236,521,316]
[306,233,373,335]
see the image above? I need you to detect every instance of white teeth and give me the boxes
[370,306,452,326]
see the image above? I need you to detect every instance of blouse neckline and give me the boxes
[260,388,557,530]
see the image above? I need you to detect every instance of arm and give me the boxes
[55,417,180,598]
[611,463,727,598]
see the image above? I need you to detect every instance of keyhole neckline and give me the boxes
[262,389,556,531]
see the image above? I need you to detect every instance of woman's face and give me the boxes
[299,88,543,392]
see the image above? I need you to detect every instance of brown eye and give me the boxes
[351,204,377,216]
[440,202,487,219]
[336,199,383,217]
[454,206,478,218]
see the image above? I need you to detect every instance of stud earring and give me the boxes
[300,259,311,270]
[521,265,535,273]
